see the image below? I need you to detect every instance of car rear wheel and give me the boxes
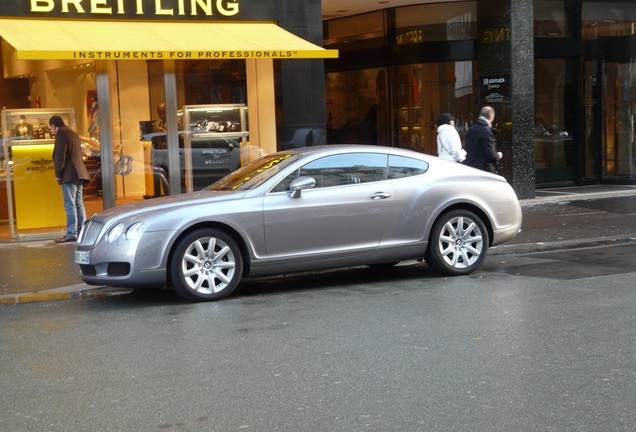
[169,228,243,301]
[425,209,489,276]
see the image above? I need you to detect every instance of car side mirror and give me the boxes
[289,176,316,198]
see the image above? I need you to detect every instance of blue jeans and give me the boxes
[61,180,86,237]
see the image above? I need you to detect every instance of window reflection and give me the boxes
[582,2,636,40]
[534,0,571,37]
[534,58,575,184]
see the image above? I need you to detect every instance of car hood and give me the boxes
[93,190,243,220]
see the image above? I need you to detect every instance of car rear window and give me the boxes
[388,155,429,179]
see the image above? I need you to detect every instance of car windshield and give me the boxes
[205,153,301,192]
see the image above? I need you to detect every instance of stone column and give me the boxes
[477,0,535,199]
[278,0,328,149]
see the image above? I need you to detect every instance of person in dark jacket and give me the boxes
[50,115,91,243]
[463,106,502,173]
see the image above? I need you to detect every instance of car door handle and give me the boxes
[370,192,391,200]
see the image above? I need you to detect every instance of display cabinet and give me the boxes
[2,108,76,240]
[182,104,249,192]
[141,104,252,196]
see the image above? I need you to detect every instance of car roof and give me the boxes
[280,144,428,159]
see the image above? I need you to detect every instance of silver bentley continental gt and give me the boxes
[75,145,522,301]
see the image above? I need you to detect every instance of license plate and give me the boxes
[75,250,90,265]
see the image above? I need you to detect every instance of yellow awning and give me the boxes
[0,19,338,61]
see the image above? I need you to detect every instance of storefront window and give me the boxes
[392,62,477,156]
[176,60,252,193]
[582,3,636,181]
[534,0,572,37]
[0,54,256,240]
[325,68,388,146]
[395,1,476,42]
[0,60,103,240]
[176,60,247,106]
[104,59,253,203]
[325,61,477,154]
[588,59,636,180]
[323,11,386,51]
[582,2,636,40]
[534,58,576,185]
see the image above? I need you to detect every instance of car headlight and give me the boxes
[107,223,125,243]
[125,222,145,240]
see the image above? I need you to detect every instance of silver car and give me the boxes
[75,145,522,302]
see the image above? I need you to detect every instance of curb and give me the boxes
[490,236,636,256]
[521,188,636,204]
[0,284,127,305]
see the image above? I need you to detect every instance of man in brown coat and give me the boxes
[50,115,90,243]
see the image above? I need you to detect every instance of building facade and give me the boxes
[323,0,636,198]
[1,1,636,240]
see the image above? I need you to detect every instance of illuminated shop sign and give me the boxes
[27,0,239,18]
[482,27,510,44]
[31,0,239,16]
[396,29,423,45]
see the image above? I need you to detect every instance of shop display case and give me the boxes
[2,108,76,239]
[142,104,252,196]
[183,104,249,192]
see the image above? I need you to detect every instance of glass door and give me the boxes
[586,56,636,182]
[583,18,636,183]
[534,58,576,185]
[601,59,636,179]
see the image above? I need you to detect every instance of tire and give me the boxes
[169,228,243,301]
[425,209,489,276]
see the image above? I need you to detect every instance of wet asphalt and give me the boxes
[1,185,635,304]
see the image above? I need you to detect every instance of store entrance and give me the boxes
[585,37,636,183]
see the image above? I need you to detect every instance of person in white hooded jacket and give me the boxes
[436,113,466,163]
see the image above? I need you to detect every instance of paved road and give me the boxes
[1,241,635,431]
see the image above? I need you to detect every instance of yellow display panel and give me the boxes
[12,145,66,230]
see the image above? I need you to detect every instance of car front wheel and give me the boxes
[169,228,243,301]
[425,209,489,276]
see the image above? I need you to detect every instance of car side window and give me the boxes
[297,153,388,188]
[388,155,429,179]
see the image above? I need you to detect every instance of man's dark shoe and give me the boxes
[54,236,77,243]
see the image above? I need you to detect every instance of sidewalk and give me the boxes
[2,185,635,305]
[500,185,636,253]
[529,184,636,202]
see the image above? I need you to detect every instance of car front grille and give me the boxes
[79,263,130,277]
[79,219,103,246]
[79,264,96,276]
[107,262,131,277]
